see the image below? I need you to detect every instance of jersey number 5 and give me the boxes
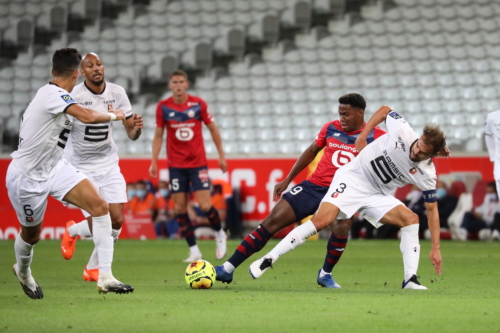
[370,156,396,184]
[57,129,70,149]
[84,125,109,142]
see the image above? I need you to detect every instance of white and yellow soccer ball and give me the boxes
[185,260,216,289]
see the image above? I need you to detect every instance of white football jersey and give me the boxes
[66,81,132,173]
[343,111,437,201]
[11,83,76,181]
[484,110,500,179]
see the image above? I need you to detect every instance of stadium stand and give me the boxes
[1,0,499,155]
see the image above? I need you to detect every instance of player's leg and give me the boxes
[59,169,132,294]
[249,202,340,279]
[190,166,226,259]
[6,163,46,299]
[82,203,123,282]
[217,181,325,283]
[378,204,426,289]
[317,218,353,288]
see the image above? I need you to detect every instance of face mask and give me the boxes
[487,193,498,202]
[136,189,147,199]
[436,188,447,199]
[160,189,169,197]
[127,189,136,200]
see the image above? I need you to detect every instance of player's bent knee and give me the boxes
[402,213,419,227]
[88,199,109,217]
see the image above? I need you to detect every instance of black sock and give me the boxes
[178,213,196,247]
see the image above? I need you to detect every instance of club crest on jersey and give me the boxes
[26,217,34,223]
[187,110,195,118]
[198,169,209,183]
[61,94,76,104]
[107,104,113,111]
[409,167,417,174]
[388,111,402,119]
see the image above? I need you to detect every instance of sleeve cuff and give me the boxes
[63,103,77,113]
[126,113,133,120]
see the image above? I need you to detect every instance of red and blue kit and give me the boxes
[156,94,213,168]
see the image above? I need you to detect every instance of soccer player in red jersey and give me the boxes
[150,70,227,262]
[215,93,386,286]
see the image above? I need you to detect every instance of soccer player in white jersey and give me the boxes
[59,53,144,282]
[249,105,449,289]
[6,48,133,299]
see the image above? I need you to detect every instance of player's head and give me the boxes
[337,93,365,132]
[80,53,104,86]
[52,48,81,84]
[168,70,189,96]
[410,124,447,162]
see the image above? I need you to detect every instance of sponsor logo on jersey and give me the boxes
[383,150,405,180]
[64,120,71,126]
[81,101,92,106]
[409,167,417,174]
[61,94,76,104]
[388,111,402,119]
[328,142,357,152]
[395,137,406,152]
[104,99,115,104]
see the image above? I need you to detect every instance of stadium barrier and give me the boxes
[0,156,493,239]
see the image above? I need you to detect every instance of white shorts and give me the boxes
[6,160,87,227]
[79,165,127,218]
[322,171,403,228]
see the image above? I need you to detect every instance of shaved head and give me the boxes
[80,52,105,87]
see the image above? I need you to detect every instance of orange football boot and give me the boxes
[83,266,99,282]
[60,221,77,260]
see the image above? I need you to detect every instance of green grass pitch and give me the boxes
[1,239,499,333]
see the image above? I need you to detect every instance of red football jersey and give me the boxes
[308,120,386,187]
[156,95,213,168]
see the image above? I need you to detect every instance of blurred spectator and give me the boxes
[456,182,498,241]
[124,182,137,212]
[436,181,459,229]
[154,181,177,239]
[129,180,156,214]
[404,185,427,235]
[350,215,375,239]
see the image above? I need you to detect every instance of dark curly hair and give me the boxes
[52,48,81,77]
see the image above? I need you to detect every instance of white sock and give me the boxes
[68,220,92,238]
[190,245,202,256]
[400,224,420,281]
[112,228,121,243]
[319,269,330,278]
[268,220,317,261]
[14,233,33,279]
[92,213,113,275]
[223,261,235,273]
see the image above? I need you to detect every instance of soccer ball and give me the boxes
[185,260,215,289]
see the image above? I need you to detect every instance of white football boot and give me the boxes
[215,229,227,260]
[248,256,275,279]
[402,275,427,290]
[182,253,203,263]
[97,276,134,294]
[12,264,43,299]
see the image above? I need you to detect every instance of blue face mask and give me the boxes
[436,188,447,199]
[136,189,147,199]
[159,189,169,197]
[127,189,136,200]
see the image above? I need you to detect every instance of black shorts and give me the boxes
[282,180,329,221]
[169,166,210,193]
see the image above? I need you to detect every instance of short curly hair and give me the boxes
[52,48,81,77]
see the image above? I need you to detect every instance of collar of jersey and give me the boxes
[84,81,107,95]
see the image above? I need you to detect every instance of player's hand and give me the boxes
[219,157,227,173]
[355,135,368,153]
[133,114,144,130]
[273,180,289,202]
[430,248,442,275]
[110,109,125,121]
[149,163,158,178]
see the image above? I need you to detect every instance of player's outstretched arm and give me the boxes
[273,142,323,201]
[124,114,144,140]
[355,105,393,152]
[66,104,125,124]
[206,122,227,173]
[149,127,164,178]
[425,201,442,276]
